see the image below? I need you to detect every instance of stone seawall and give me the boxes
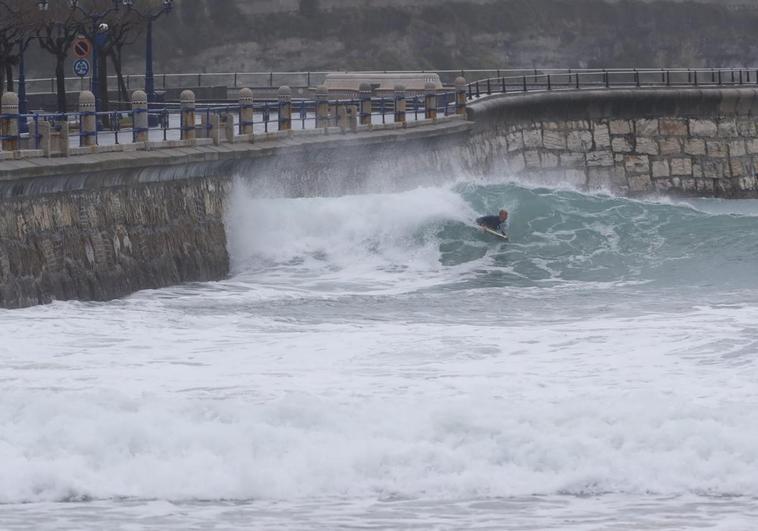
[0,178,229,308]
[467,88,758,197]
[0,120,471,308]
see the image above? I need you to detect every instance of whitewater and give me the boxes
[1,179,758,530]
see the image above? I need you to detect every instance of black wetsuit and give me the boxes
[476,215,504,232]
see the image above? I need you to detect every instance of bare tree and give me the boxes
[36,0,83,112]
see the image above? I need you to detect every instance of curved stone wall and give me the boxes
[466,87,758,197]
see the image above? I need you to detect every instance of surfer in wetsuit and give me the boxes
[476,209,509,236]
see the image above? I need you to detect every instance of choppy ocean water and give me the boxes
[1,181,758,530]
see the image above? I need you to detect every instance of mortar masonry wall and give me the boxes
[0,178,230,308]
[466,88,758,198]
[469,116,758,196]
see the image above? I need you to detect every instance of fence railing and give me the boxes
[463,68,758,100]
[3,67,758,159]
[23,67,758,96]
[0,89,461,156]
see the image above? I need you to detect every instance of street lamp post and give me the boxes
[122,0,173,105]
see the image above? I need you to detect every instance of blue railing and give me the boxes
[1,92,460,152]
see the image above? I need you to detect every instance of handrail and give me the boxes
[21,67,758,94]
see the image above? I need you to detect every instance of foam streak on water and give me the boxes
[1,182,758,529]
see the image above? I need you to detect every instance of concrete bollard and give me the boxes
[347,105,358,132]
[131,90,148,143]
[424,82,437,120]
[58,121,70,157]
[316,85,330,128]
[180,90,196,141]
[32,119,52,156]
[1,91,19,151]
[79,90,97,147]
[278,85,292,131]
[359,82,372,126]
[455,77,467,116]
[239,88,254,136]
[394,85,406,125]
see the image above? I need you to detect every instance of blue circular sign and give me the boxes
[73,58,90,78]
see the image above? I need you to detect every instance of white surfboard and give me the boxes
[479,226,509,241]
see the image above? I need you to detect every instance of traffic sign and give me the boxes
[73,59,90,78]
[72,37,91,59]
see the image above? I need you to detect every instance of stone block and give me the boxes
[523,129,543,148]
[566,120,590,130]
[508,153,525,173]
[506,131,523,152]
[541,152,559,168]
[654,179,673,192]
[692,164,703,178]
[729,140,746,157]
[736,118,757,137]
[670,158,693,176]
[560,152,585,167]
[636,119,659,136]
[614,154,625,163]
[684,139,706,156]
[636,137,659,155]
[729,159,749,178]
[542,121,561,130]
[593,123,611,148]
[702,159,724,179]
[659,138,682,155]
[659,118,688,136]
[628,174,652,193]
[612,137,633,153]
[542,130,566,150]
[746,139,758,154]
[706,140,727,158]
[652,160,670,178]
[587,150,614,167]
[567,130,593,151]
[690,119,718,137]
[609,119,632,135]
[718,119,738,137]
[625,154,649,174]
[524,150,541,168]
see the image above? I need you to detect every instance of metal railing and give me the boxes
[4,67,758,156]
[23,67,758,95]
[463,67,758,99]
[1,92,459,152]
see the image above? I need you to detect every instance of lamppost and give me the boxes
[122,0,173,105]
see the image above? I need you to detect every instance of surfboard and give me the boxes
[479,226,509,241]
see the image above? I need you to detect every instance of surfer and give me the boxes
[476,209,509,237]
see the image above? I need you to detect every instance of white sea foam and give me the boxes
[2,183,758,528]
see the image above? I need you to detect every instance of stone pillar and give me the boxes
[1,91,19,151]
[32,119,52,156]
[316,85,330,128]
[424,82,437,120]
[337,103,348,131]
[347,105,358,132]
[239,87,254,136]
[180,89,196,141]
[278,85,292,131]
[455,76,467,116]
[58,121,70,157]
[359,82,372,126]
[222,112,235,143]
[131,90,148,143]
[79,90,97,147]
[394,85,406,124]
